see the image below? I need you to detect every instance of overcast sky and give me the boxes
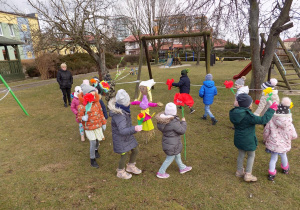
[2,0,299,44]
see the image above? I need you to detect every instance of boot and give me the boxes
[190,108,195,114]
[80,135,85,142]
[235,168,245,177]
[281,163,289,174]
[244,173,257,182]
[64,103,68,107]
[211,117,218,125]
[90,158,99,168]
[117,168,132,179]
[201,115,207,120]
[95,150,100,158]
[268,169,276,181]
[126,162,142,174]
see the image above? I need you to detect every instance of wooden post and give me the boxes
[13,45,22,74]
[142,37,154,89]
[206,35,211,74]
[203,35,207,70]
[134,42,144,100]
[4,45,12,74]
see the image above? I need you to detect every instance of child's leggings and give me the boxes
[90,140,99,159]
[237,149,255,173]
[79,123,84,136]
[204,105,214,118]
[118,147,139,169]
[158,153,186,174]
[269,153,288,172]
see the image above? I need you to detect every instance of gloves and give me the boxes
[270,102,278,111]
[102,124,106,131]
[82,115,89,121]
[135,125,143,132]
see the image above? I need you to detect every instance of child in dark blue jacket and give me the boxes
[199,74,218,125]
[172,69,195,114]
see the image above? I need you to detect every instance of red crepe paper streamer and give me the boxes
[224,80,235,94]
[255,100,260,105]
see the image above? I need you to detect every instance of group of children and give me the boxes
[230,77,297,182]
[68,69,297,182]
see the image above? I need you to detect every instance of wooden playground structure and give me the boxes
[134,31,212,99]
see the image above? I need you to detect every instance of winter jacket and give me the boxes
[108,98,138,154]
[236,86,249,96]
[263,113,297,153]
[155,112,187,156]
[172,75,190,94]
[99,99,108,119]
[77,93,107,130]
[254,90,279,116]
[199,81,217,105]
[70,96,80,123]
[57,69,73,89]
[229,107,275,151]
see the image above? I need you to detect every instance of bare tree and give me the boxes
[119,0,179,63]
[27,0,115,80]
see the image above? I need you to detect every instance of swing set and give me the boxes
[134,31,212,99]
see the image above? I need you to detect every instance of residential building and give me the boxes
[283,37,299,50]
[0,10,39,60]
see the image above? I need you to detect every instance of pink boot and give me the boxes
[268,169,276,181]
[281,163,289,174]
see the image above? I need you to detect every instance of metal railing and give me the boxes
[274,53,286,75]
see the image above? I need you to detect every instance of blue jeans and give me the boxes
[204,105,214,118]
[158,153,186,174]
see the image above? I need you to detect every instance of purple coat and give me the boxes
[70,97,80,123]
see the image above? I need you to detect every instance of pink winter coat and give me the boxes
[263,113,297,153]
[70,97,80,123]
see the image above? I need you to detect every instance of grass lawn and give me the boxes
[0,61,299,209]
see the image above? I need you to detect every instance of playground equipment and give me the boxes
[233,34,300,90]
[134,31,212,99]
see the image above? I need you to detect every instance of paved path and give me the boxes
[0,72,99,92]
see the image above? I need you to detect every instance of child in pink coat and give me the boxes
[263,97,298,181]
[70,86,85,141]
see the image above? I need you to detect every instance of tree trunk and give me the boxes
[196,51,200,65]
[99,49,106,80]
[238,41,243,53]
[154,49,159,64]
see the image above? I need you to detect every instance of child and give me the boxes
[254,78,279,116]
[172,69,195,114]
[70,86,85,142]
[229,93,277,182]
[199,74,218,125]
[155,102,192,178]
[77,84,107,168]
[235,76,249,96]
[263,97,297,181]
[108,89,143,179]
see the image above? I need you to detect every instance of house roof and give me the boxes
[123,34,151,42]
[283,37,298,42]
[0,36,24,46]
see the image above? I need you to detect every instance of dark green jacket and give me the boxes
[229,107,275,151]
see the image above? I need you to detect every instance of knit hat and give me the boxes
[80,84,95,95]
[205,74,213,81]
[82,79,90,86]
[93,77,99,82]
[276,97,291,114]
[237,93,253,108]
[164,102,177,116]
[74,86,82,98]
[235,76,246,86]
[116,89,130,106]
[181,69,188,75]
[261,78,278,89]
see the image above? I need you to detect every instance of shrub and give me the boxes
[26,65,40,77]
[36,53,59,80]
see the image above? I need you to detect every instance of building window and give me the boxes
[24,39,30,45]
[0,23,3,36]
[9,24,15,37]
[22,24,27,31]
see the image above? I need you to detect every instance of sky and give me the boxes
[2,0,300,45]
